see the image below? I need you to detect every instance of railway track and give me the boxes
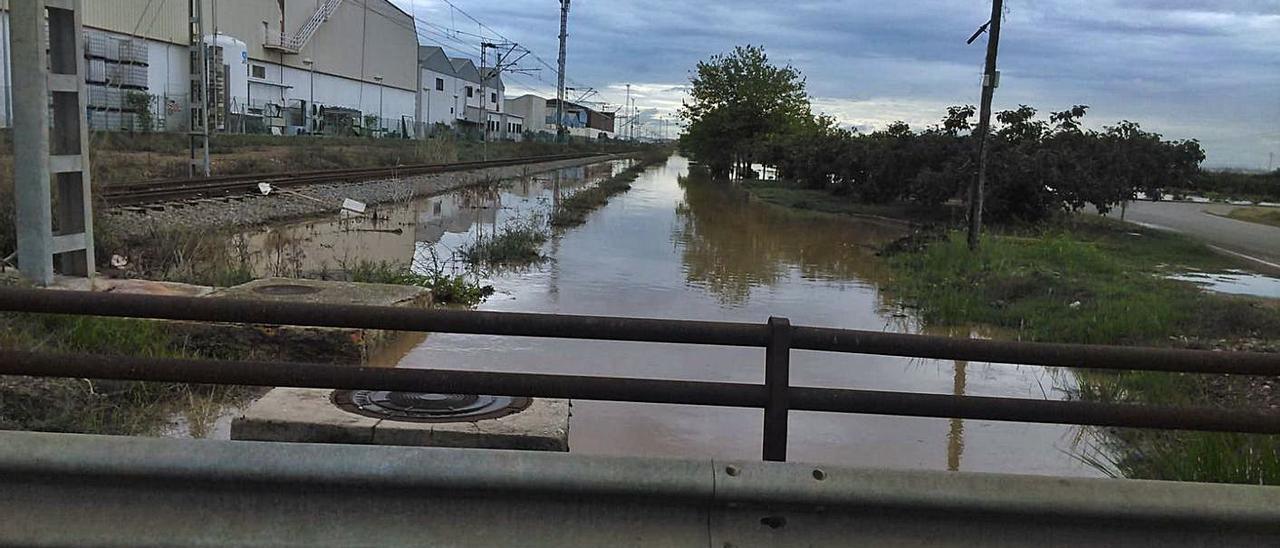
[102,152,611,206]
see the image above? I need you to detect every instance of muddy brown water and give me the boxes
[243,155,1097,476]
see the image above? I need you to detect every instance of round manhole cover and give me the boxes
[251,283,321,296]
[332,390,531,423]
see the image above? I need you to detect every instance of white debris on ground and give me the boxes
[106,156,614,239]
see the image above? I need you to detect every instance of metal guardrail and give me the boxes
[1,287,1279,462]
[4,429,1279,546]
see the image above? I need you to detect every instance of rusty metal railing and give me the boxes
[1,287,1278,462]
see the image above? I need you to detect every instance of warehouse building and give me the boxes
[506,94,616,140]
[0,0,419,135]
[416,45,522,141]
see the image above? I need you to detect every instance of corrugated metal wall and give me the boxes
[83,0,187,44]
[0,0,187,44]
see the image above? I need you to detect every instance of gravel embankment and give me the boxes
[108,155,620,239]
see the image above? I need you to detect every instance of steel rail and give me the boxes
[101,152,615,205]
[2,350,1277,434]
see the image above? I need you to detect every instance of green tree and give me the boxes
[679,45,812,178]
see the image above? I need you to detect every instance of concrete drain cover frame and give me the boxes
[251,284,323,296]
[333,390,531,423]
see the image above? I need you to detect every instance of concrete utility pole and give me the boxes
[624,84,631,141]
[374,75,384,136]
[966,0,1003,250]
[188,0,211,177]
[555,0,570,142]
[12,0,95,285]
[303,58,315,133]
[480,42,491,147]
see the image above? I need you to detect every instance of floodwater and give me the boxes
[1169,270,1280,299]
[243,155,1096,476]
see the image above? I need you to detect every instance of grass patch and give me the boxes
[1070,367,1280,485]
[345,259,494,306]
[883,216,1280,484]
[461,216,548,266]
[550,155,663,228]
[0,300,257,436]
[741,179,962,224]
[1077,430,1280,485]
[1223,206,1280,229]
[884,217,1275,345]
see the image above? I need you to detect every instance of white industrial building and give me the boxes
[416,45,521,141]
[0,0,553,141]
[506,94,616,140]
[0,0,420,135]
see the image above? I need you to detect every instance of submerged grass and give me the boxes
[884,217,1277,345]
[879,216,1280,485]
[345,259,494,306]
[1072,367,1280,485]
[461,216,549,266]
[741,179,963,224]
[550,151,669,228]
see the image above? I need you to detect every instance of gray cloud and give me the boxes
[399,0,1280,167]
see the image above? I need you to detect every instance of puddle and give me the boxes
[1168,270,1280,299]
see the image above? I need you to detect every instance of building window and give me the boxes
[490,92,497,103]
[465,86,473,98]
[435,78,444,91]
[250,64,266,79]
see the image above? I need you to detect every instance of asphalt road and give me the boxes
[1108,201,1280,269]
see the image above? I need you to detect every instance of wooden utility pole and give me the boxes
[966,0,1003,250]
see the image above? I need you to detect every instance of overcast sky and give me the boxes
[396,1,1280,168]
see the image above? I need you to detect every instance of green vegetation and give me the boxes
[679,46,1204,224]
[878,217,1280,484]
[884,218,1278,345]
[679,45,812,178]
[0,300,257,436]
[1073,366,1280,485]
[1223,206,1280,228]
[1079,432,1280,485]
[1179,169,1280,203]
[550,152,667,228]
[741,179,962,224]
[461,216,549,265]
[345,259,494,306]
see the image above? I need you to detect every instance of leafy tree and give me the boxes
[680,45,812,178]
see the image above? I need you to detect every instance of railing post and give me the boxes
[763,316,791,462]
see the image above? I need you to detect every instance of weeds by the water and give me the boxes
[878,216,1280,485]
[346,258,494,306]
[1076,430,1280,485]
[550,152,669,228]
[461,216,549,266]
[0,301,257,436]
[741,179,963,224]
[884,217,1277,345]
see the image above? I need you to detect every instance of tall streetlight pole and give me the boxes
[302,57,314,133]
[966,0,1004,250]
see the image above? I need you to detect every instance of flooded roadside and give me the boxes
[235,155,1097,476]
[1169,270,1280,299]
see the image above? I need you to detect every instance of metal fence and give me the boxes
[1,287,1278,462]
